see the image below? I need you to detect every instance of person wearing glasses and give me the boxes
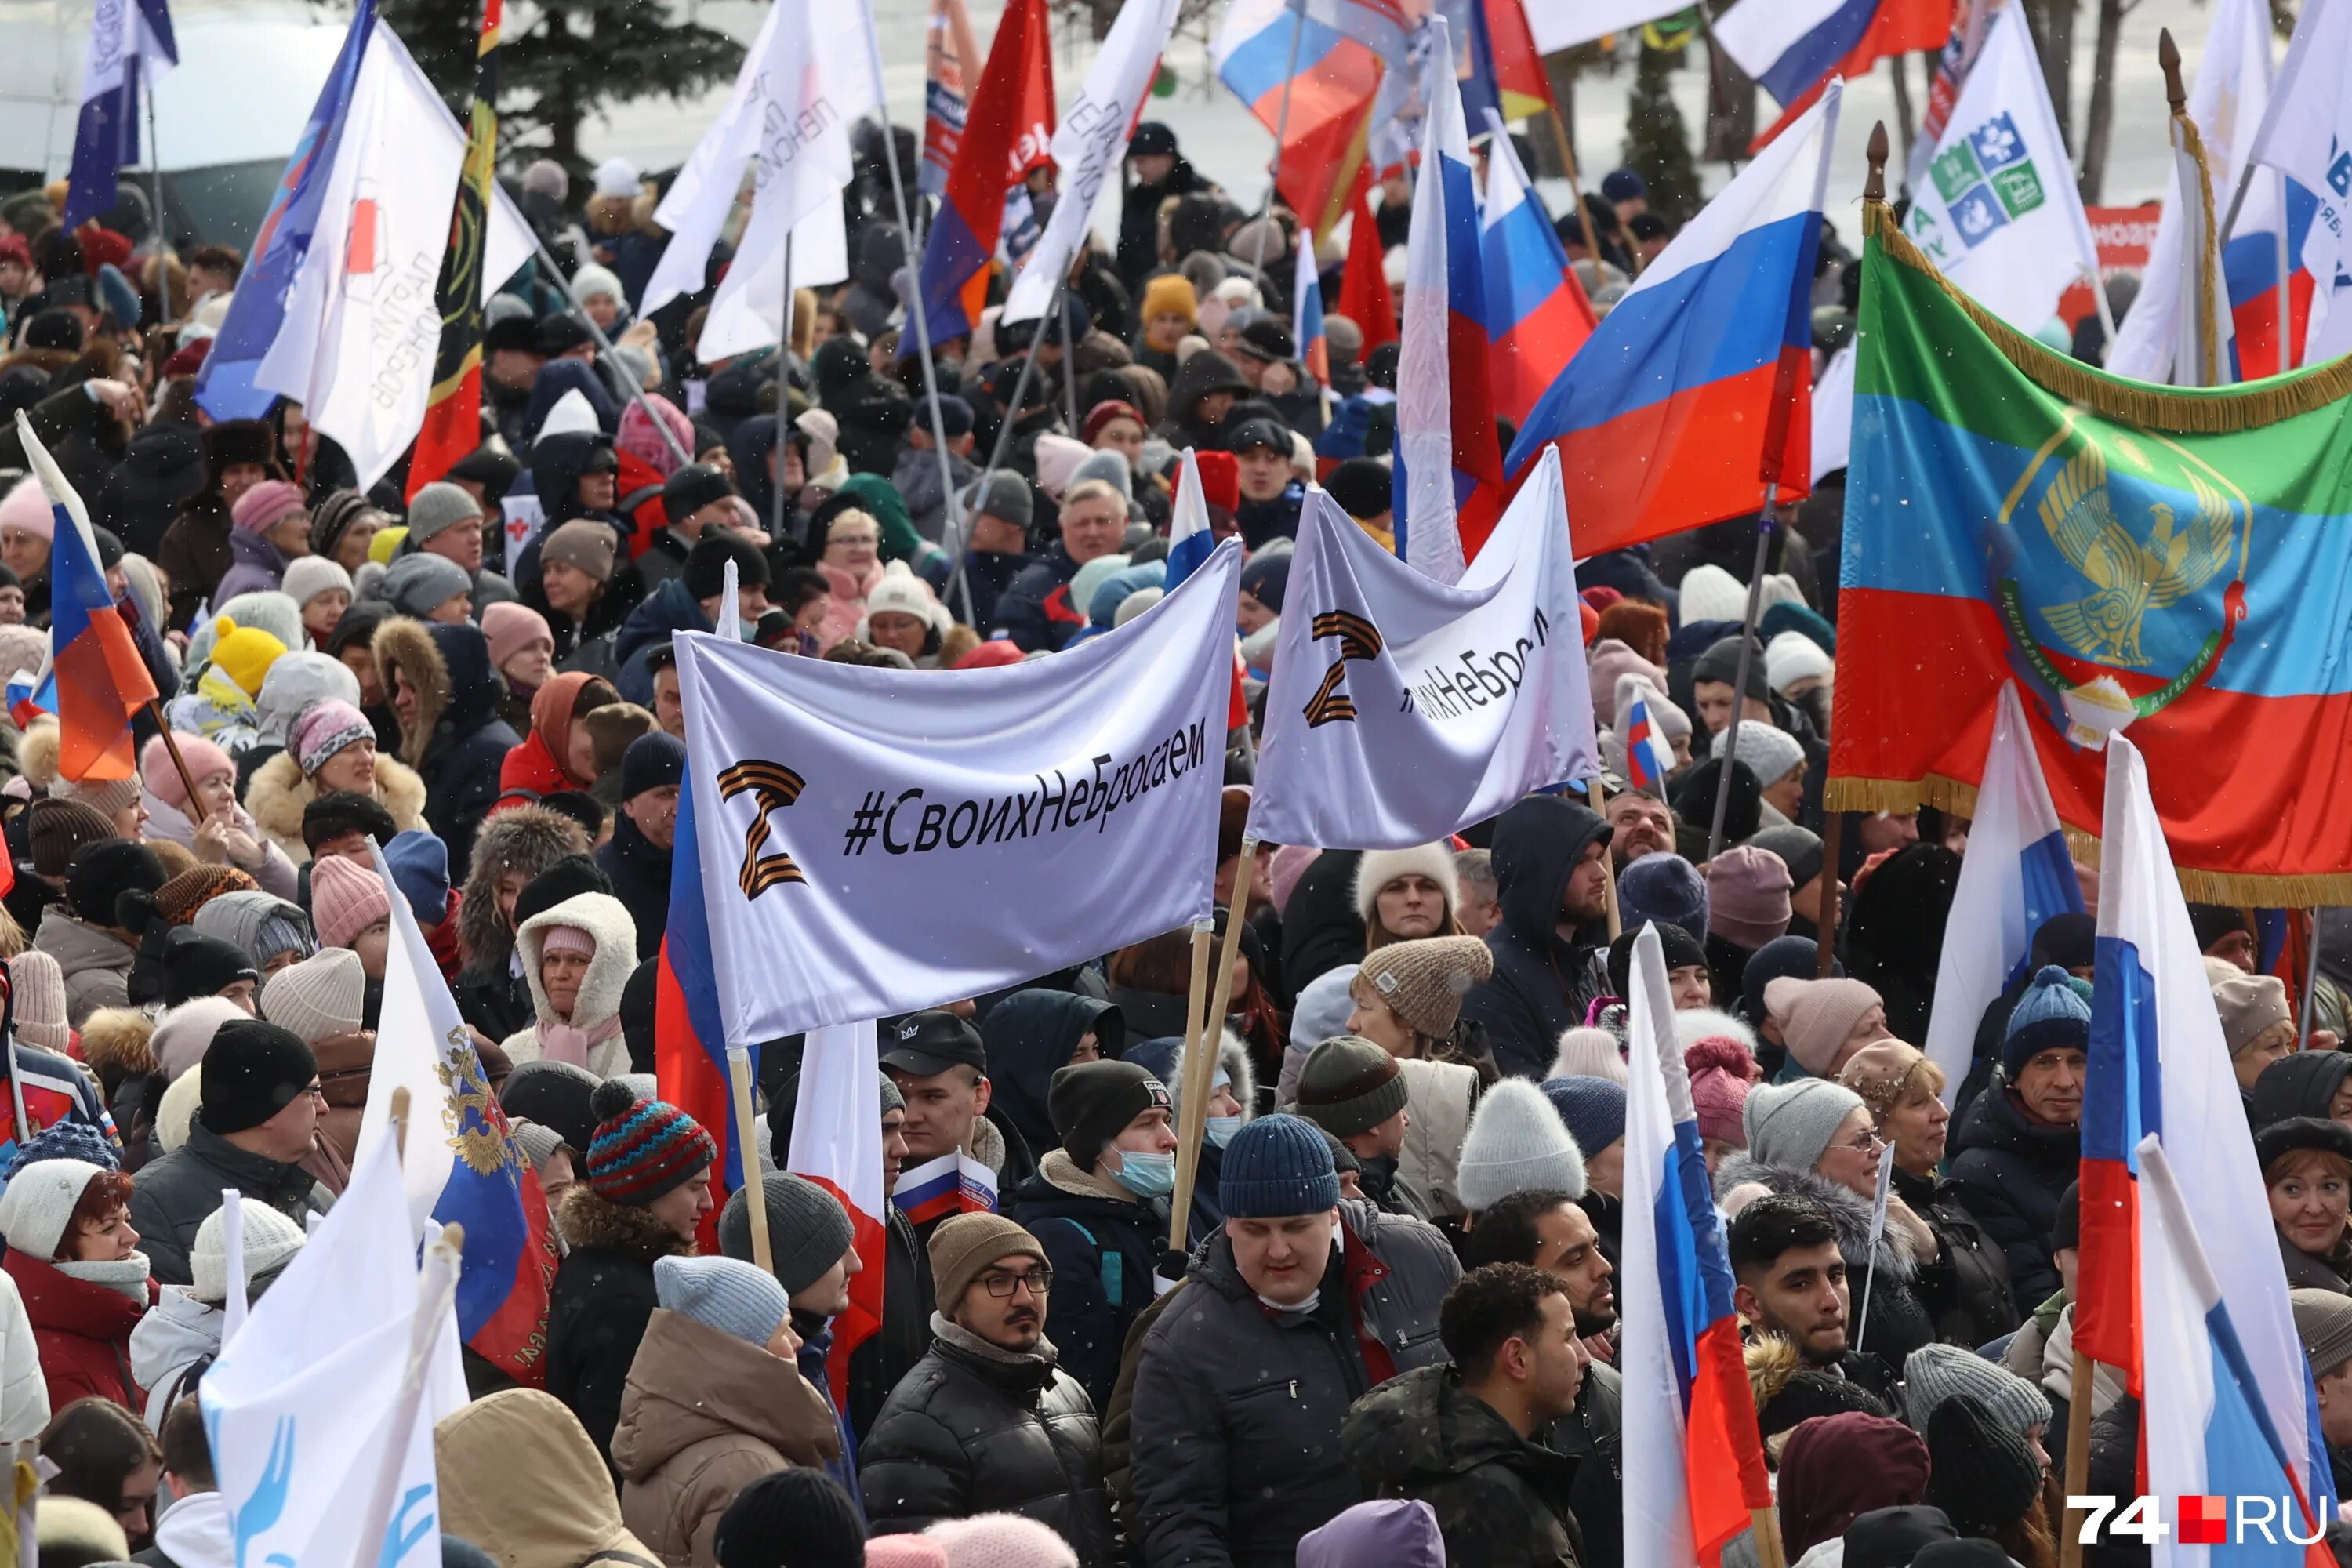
[858,1213,1116,1565]
[127,1018,333,1287]
[1715,1076,1940,1370]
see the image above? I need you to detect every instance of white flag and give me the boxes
[674,539,1243,1039]
[1900,2,2104,333]
[1250,445,1598,850]
[2248,0,2352,363]
[1396,17,1473,586]
[1809,341,1856,479]
[1000,0,1183,323]
[641,1,780,319]
[1532,0,1690,52]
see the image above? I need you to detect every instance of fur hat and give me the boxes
[1352,844,1460,927]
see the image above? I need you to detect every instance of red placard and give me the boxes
[2059,202,2161,328]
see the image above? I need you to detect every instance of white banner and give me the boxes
[1250,445,1598,849]
[2249,0,2352,363]
[676,539,1242,1039]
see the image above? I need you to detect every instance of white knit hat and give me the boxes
[0,1158,108,1260]
[1678,563,1751,627]
[151,996,252,1083]
[1352,844,1460,927]
[260,947,366,1044]
[281,556,354,614]
[1713,720,1806,786]
[192,1197,309,1304]
[1454,1079,1587,1211]
[859,560,949,636]
[590,158,641,201]
[1765,631,1834,695]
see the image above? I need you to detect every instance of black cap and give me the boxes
[1232,318,1295,364]
[1128,122,1178,159]
[684,532,771,599]
[662,462,736,525]
[485,316,542,357]
[927,394,975,438]
[2256,1115,2352,1176]
[1324,458,1391,520]
[536,314,593,356]
[161,927,263,1010]
[1225,415,1290,456]
[880,1010,987,1077]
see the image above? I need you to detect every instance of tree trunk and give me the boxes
[1704,36,1755,163]
[2022,0,2079,153]
[2078,0,2134,204]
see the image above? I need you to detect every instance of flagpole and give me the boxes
[2060,1351,2094,1568]
[1591,775,1622,941]
[1704,490,1774,862]
[950,273,1067,623]
[1174,840,1259,1254]
[1814,811,1842,975]
[2301,910,2325,1045]
[345,1219,464,1568]
[1167,915,1218,1257]
[144,74,171,326]
[1250,0,1308,284]
[522,239,691,469]
[727,1044,774,1273]
[145,702,207,826]
[2274,168,2296,373]
[774,235,793,546]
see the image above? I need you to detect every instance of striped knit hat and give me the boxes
[585,1079,715,1206]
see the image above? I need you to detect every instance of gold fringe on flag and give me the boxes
[2175,108,2226,388]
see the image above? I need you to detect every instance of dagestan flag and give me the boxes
[406,0,501,500]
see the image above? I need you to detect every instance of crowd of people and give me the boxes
[0,113,2346,1568]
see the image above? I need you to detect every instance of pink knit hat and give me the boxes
[863,1540,948,1568]
[289,700,374,777]
[926,1516,1078,1568]
[1267,844,1322,920]
[1705,844,1794,951]
[481,601,555,675]
[0,477,53,542]
[5,951,70,1051]
[539,924,595,957]
[617,394,694,478]
[309,854,392,949]
[141,732,234,810]
[230,479,308,534]
[1586,637,1666,727]
[1686,1036,1762,1145]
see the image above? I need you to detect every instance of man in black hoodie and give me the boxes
[1118,123,1209,291]
[1459,796,1614,1080]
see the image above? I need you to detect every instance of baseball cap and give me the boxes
[880,1011,987,1077]
[1225,416,1290,456]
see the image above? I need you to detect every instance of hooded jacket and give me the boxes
[244,749,429,866]
[438,1388,661,1568]
[546,1183,694,1466]
[1123,1031,1258,1243]
[1004,1151,1165,1415]
[1946,1079,2081,1308]
[499,670,606,801]
[128,1285,221,1430]
[612,1308,844,1568]
[501,891,640,1077]
[451,807,592,1040]
[34,909,138,1029]
[612,578,711,706]
[1461,797,1613,1080]
[3,1245,155,1414]
[891,441,979,548]
[525,365,621,449]
[859,1316,1116,1565]
[1157,351,1250,448]
[982,991,1128,1160]
[1712,1153,1937,1369]
[372,618,522,877]
[143,1487,232,1568]
[1128,1200,1461,1568]
[1341,1363,1581,1568]
[724,415,780,524]
[596,811,672,961]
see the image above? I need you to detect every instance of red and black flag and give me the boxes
[407,0,501,500]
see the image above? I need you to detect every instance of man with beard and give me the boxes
[1727,1193,1895,1409]
[1463,1189,1623,1568]
[1602,789,1676,872]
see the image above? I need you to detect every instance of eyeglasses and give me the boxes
[1838,1127,1886,1154]
[980,1266,1053,1298]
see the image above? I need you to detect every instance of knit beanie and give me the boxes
[1901,1342,2053,1437]
[1348,935,1493,1040]
[1716,721,1806,787]
[1294,1036,1409,1139]
[53,771,143,819]
[289,699,374,777]
[927,1211,1051,1310]
[1765,630,1835,695]
[1139,274,1198,327]
[405,481,482,543]
[383,552,474,619]
[927,1515,1080,1568]
[383,830,451,926]
[654,1254,791,1346]
[310,853,392,949]
[1740,935,1827,1024]
[685,533,771,599]
[209,615,289,696]
[2002,965,2092,1078]
[199,1018,319,1134]
[1778,1413,1933,1560]
[1923,1396,2044,1535]
[1686,1037,1762,1145]
[481,601,556,673]
[1456,1079,1586,1210]
[230,479,307,534]
[620,732,687,800]
[662,463,736,525]
[2213,971,2292,1056]
[0,1156,108,1259]
[1047,1060,1172,1170]
[65,837,163,927]
[1708,845,1795,951]
[498,1059,602,1152]
[152,996,248,1082]
[2051,1180,2080,1253]
[1617,854,1708,944]
[712,1470,866,1568]
[586,1080,717,1207]
[1764,976,1886,1077]
[1744,1079,1866,1172]
[1543,1076,1627,1158]
[1679,564,1751,627]
[1750,824,1826,891]
[281,554,353,615]
[1844,1510,1960,1568]
[4,1122,118,1181]
[141,732,234,809]
[1606,923,1708,1001]
[160,927,262,1008]
[716,1171,855,1295]
[1838,1040,1936,1120]
[154,864,258,926]
[540,519,619,584]
[866,1539,949,1568]
[5,951,69,1052]
[260,946,366,1044]
[1219,1113,1341,1218]
[2292,1287,2352,1379]
[191,1196,307,1303]
[25,799,116,880]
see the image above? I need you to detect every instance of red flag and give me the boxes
[1335,177,1397,354]
[915,0,1055,343]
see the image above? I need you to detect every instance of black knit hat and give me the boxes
[497,1060,601,1152]
[619,732,686,800]
[712,1470,865,1568]
[1294,1036,1408,1139]
[1048,1059,1172,1169]
[2051,1179,2080,1252]
[1923,1396,2042,1535]
[662,463,736,526]
[160,927,262,1009]
[1607,922,1707,999]
[684,533,771,600]
[513,855,612,931]
[1693,635,1772,701]
[65,838,164,928]
[1844,1508,1959,1568]
[199,1019,320,1135]
[301,790,398,853]
[1325,458,1391,521]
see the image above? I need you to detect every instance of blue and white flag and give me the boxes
[1922,681,2082,1105]
[1164,448,1216,591]
[62,0,178,230]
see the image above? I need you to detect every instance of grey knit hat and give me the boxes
[383,552,474,618]
[405,481,484,543]
[260,946,366,1044]
[1455,1080,1586,1211]
[717,1171,855,1296]
[655,1254,791,1347]
[1901,1341,2053,1438]
[1294,1036,1407,1139]
[1744,1079,1866,1173]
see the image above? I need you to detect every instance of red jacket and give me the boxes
[4,1248,154,1414]
[497,730,575,803]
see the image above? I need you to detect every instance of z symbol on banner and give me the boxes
[1303,610,1382,728]
[717,759,808,898]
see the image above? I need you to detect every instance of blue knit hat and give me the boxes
[1543,1076,1628,1156]
[2002,965,2092,1079]
[654,1254,790,1347]
[383,831,451,927]
[4,1120,118,1181]
[1220,1114,1341,1218]
[1617,854,1708,944]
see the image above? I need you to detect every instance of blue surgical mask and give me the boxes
[1203,1116,1243,1149]
[1111,1149,1178,1198]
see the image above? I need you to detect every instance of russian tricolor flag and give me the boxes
[786,1023,887,1410]
[1922,683,2083,1105]
[1213,0,1407,241]
[1394,16,1503,586]
[1294,239,1330,391]
[1168,448,1250,731]
[1715,0,1947,152]
[1505,81,1840,561]
[915,0,1054,345]
[656,758,753,1251]
[2227,180,2321,379]
[1621,921,1773,1568]
[2078,734,2325,1538]
[1624,687,1675,797]
[1479,112,1595,429]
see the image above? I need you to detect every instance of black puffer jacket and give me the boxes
[593,811,670,960]
[1893,1165,2020,1345]
[859,1318,1116,1566]
[1460,797,1613,1080]
[1713,1154,1936,1367]
[544,1184,692,1469]
[1342,1363,1581,1568]
[1277,848,1365,1001]
[848,1203,935,1444]
[372,618,522,878]
[127,1125,333,1286]
[1128,1200,1461,1568]
[1946,1078,2081,1308]
[1005,1152,1166,1414]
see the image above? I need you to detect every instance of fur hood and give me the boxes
[1038,1147,1141,1204]
[1674,1007,1759,1054]
[1353,844,1461,927]
[16,718,57,794]
[80,1007,156,1080]
[372,616,504,768]
[1714,1152,1930,1284]
[556,1181,694,1264]
[1746,1333,1805,1427]
[245,750,430,866]
[456,806,590,974]
[514,891,637,1032]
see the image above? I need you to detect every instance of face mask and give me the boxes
[1111,1149,1178,1199]
[1203,1116,1243,1150]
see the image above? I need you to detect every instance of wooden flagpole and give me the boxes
[1167,916,1221,1256]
